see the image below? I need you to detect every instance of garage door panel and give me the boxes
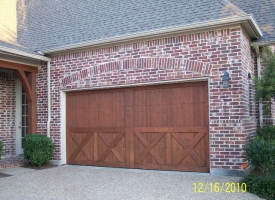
[171,131,208,168]
[133,131,166,165]
[180,154,199,168]
[67,128,126,167]
[114,91,125,106]
[170,87,184,105]
[98,108,113,127]
[182,105,193,126]
[67,82,209,172]
[132,128,208,170]
[88,109,99,127]
[79,94,90,127]
[74,94,86,127]
[134,105,149,127]
[113,107,125,127]
[134,148,166,166]
[95,132,126,164]
[171,104,186,126]
[193,103,203,126]
[98,92,112,108]
[67,132,94,163]
[88,92,98,109]
[134,127,207,132]
[149,105,166,127]
[193,134,209,163]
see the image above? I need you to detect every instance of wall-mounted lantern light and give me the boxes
[248,72,252,79]
[222,71,230,88]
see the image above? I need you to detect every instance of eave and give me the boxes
[42,15,263,55]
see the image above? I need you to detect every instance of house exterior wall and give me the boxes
[36,65,48,135]
[241,31,257,140]
[0,78,16,157]
[36,26,257,175]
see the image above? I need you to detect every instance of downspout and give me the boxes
[47,61,51,137]
[256,47,263,126]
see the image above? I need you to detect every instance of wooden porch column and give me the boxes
[27,72,37,134]
[15,70,37,134]
[0,60,38,134]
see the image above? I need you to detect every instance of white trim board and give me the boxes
[61,77,209,92]
[15,79,23,155]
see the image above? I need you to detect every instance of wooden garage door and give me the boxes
[66,81,209,172]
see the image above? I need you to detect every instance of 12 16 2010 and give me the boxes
[194,182,246,193]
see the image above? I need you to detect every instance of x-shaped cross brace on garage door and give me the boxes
[97,132,125,163]
[135,132,166,165]
[69,132,93,161]
[171,132,205,166]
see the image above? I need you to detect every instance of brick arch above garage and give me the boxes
[60,57,213,89]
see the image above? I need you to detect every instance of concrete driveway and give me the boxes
[0,165,262,200]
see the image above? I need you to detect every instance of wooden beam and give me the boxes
[27,72,37,134]
[15,70,37,134]
[1,60,38,134]
[15,70,32,102]
[0,60,38,73]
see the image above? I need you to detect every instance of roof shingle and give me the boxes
[230,0,275,43]
[0,0,274,56]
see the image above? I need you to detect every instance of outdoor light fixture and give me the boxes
[248,72,252,79]
[222,71,230,88]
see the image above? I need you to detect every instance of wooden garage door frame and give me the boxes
[61,78,210,171]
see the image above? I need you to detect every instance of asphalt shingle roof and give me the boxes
[0,0,274,56]
[0,40,34,54]
[230,0,275,43]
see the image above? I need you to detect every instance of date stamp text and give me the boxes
[194,182,246,193]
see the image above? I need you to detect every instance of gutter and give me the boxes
[42,15,263,54]
[47,61,51,138]
[247,15,263,38]
[0,46,51,61]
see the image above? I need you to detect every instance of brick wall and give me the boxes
[0,78,16,157]
[241,31,257,140]
[37,26,257,172]
[36,64,48,135]
[252,49,260,127]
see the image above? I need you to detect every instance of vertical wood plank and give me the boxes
[166,132,171,165]
[125,88,134,168]
[28,72,37,134]
[94,132,98,161]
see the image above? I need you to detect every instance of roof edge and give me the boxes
[247,15,263,38]
[0,46,51,62]
[43,15,263,55]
